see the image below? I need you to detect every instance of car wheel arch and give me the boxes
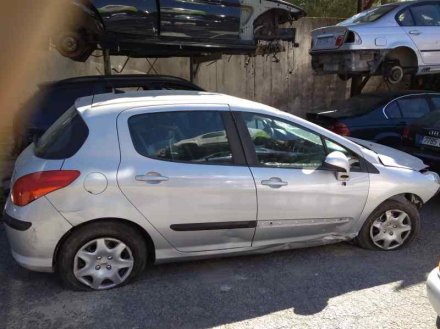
[385,46,418,70]
[53,217,156,268]
[375,193,423,212]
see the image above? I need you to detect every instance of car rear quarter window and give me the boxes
[34,107,89,159]
[397,97,430,119]
[384,101,402,119]
[128,111,234,164]
[396,9,415,26]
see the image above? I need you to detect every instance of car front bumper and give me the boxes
[3,196,72,273]
[310,49,383,75]
[427,268,440,316]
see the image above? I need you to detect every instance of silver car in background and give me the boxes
[310,1,440,84]
[427,264,440,320]
[3,91,440,290]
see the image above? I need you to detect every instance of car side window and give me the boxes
[396,9,415,26]
[410,4,440,26]
[128,111,234,164]
[240,112,326,169]
[384,101,402,119]
[397,97,430,119]
[324,139,361,170]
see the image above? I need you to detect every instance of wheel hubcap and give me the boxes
[74,238,134,290]
[370,210,412,250]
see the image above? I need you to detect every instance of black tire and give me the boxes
[355,200,420,251]
[56,221,148,291]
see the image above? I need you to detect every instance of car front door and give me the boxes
[117,105,257,252]
[400,2,440,66]
[234,111,370,246]
[92,0,159,37]
[159,0,241,41]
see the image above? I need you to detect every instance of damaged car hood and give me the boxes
[349,138,428,171]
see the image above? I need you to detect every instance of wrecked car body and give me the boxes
[57,0,306,61]
[310,1,440,84]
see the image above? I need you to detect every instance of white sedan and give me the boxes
[310,1,440,84]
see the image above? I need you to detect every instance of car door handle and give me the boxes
[135,172,169,184]
[261,177,288,188]
[409,30,421,35]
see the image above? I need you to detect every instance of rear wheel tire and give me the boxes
[355,200,420,251]
[56,221,148,291]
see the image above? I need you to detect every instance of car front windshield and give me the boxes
[338,4,398,25]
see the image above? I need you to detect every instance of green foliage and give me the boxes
[289,0,399,18]
[290,0,358,18]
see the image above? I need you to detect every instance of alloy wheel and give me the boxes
[370,209,412,250]
[73,238,134,290]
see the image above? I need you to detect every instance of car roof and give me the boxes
[39,74,203,90]
[76,90,281,116]
[354,90,439,102]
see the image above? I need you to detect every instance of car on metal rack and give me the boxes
[310,1,440,84]
[57,0,306,61]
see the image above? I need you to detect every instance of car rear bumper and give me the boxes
[427,268,440,316]
[310,49,383,75]
[3,197,72,273]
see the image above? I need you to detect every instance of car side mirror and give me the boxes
[324,151,350,181]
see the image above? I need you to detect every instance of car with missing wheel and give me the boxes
[310,1,440,84]
[3,91,440,290]
[57,0,306,61]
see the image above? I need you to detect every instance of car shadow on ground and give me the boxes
[0,195,439,329]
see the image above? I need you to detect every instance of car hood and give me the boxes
[349,138,428,171]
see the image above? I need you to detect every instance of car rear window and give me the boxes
[34,107,89,159]
[339,5,398,25]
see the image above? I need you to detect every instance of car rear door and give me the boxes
[400,2,440,65]
[117,104,257,252]
[234,111,370,246]
[397,95,431,124]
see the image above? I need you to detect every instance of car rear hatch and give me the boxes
[9,106,88,195]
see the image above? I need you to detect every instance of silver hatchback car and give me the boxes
[4,91,440,290]
[310,1,440,84]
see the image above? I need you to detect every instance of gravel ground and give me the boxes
[0,195,439,329]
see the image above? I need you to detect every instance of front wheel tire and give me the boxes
[355,200,420,251]
[56,221,148,291]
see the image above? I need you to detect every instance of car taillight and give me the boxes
[11,170,80,206]
[335,35,345,48]
[330,122,350,136]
